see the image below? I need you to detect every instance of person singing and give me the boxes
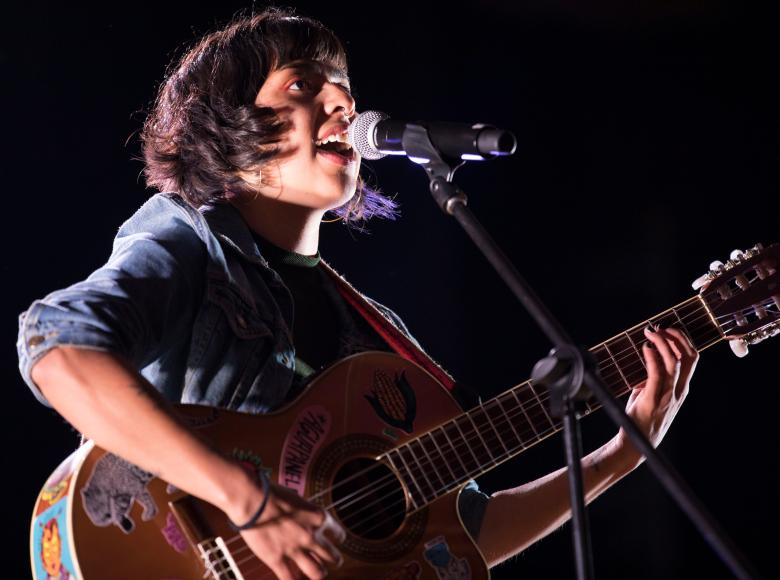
[18,8,698,579]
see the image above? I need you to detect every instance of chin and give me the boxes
[324,180,358,208]
[300,188,354,213]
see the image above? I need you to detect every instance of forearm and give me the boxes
[32,346,260,522]
[477,437,635,567]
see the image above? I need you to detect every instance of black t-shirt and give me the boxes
[252,234,391,390]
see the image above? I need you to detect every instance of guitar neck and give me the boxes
[381,295,723,512]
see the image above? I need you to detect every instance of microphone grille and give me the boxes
[348,110,388,160]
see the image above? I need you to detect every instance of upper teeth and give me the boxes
[315,133,349,147]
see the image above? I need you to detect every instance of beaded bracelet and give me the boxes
[228,469,271,532]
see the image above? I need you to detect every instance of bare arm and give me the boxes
[34,346,255,512]
[477,327,698,566]
[32,346,342,580]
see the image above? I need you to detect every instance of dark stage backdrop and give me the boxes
[3,1,777,578]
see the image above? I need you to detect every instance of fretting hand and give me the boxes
[615,326,699,469]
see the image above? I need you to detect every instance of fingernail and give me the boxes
[644,324,655,334]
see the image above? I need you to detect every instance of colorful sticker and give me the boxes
[36,444,91,517]
[80,453,158,534]
[279,406,332,495]
[232,448,272,480]
[161,512,189,554]
[381,561,422,580]
[423,536,471,580]
[38,479,70,515]
[32,502,75,579]
[365,370,417,433]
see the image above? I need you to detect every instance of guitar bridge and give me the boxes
[198,537,243,580]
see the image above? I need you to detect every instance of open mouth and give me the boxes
[315,139,356,163]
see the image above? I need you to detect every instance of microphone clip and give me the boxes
[402,124,468,215]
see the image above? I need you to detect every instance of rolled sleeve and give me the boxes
[17,194,208,406]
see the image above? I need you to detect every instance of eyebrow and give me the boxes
[279,60,351,88]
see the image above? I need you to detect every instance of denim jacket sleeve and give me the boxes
[17,194,208,407]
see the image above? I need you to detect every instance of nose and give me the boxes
[323,82,356,120]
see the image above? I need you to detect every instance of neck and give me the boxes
[380,295,724,511]
[231,196,324,255]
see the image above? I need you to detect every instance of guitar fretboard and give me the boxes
[382,295,723,510]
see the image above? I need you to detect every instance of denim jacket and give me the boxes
[17,192,488,537]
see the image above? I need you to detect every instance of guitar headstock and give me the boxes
[695,243,780,354]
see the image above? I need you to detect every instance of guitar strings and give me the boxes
[232,298,758,544]
[335,311,735,540]
[218,304,712,578]
[205,288,780,571]
[222,368,698,569]
[215,306,724,574]
[215,315,738,575]
[313,300,724,508]
[314,344,655,537]
[214,305,724,570]
[320,294,771,556]
[207,305,757,573]
[222,350,650,575]
[306,329,688,542]
[293,299,716,505]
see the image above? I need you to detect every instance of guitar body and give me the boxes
[30,351,489,579]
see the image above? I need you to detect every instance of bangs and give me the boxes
[262,15,349,78]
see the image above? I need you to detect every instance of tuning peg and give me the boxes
[730,249,746,261]
[691,273,710,290]
[692,260,728,290]
[729,339,749,358]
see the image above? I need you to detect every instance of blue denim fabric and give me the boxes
[17,192,488,539]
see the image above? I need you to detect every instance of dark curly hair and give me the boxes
[141,7,397,222]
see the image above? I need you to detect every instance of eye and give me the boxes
[288,78,311,92]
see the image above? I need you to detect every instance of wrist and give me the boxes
[215,460,268,523]
[228,470,271,531]
[610,430,644,474]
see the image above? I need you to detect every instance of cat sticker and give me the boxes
[80,453,158,534]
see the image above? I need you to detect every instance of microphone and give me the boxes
[348,110,517,161]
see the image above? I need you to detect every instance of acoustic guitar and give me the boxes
[30,244,779,579]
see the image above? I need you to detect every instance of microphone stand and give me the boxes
[398,123,760,580]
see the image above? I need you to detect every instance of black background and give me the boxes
[3,1,777,578]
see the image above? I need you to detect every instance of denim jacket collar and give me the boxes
[198,202,269,267]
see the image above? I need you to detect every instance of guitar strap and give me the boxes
[320,260,456,392]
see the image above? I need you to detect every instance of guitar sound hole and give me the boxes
[331,458,406,540]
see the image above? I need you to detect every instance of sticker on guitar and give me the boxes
[32,504,76,580]
[161,512,188,554]
[364,369,417,433]
[279,406,332,495]
[423,536,471,580]
[80,453,158,534]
